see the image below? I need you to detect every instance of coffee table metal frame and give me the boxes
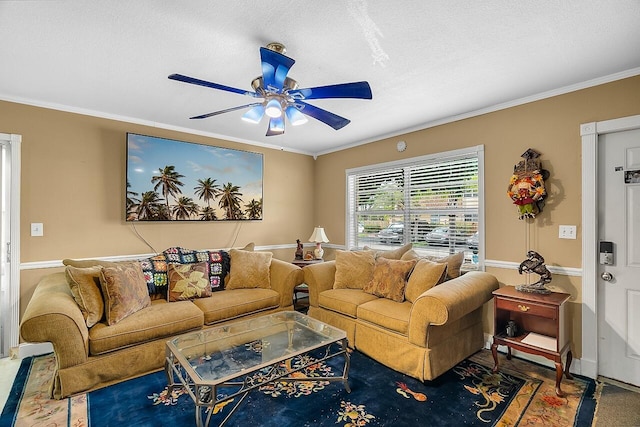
[165,311,350,427]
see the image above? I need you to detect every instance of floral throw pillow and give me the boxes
[162,247,230,292]
[100,262,151,325]
[363,257,417,302]
[167,262,211,302]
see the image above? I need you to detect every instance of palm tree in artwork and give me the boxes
[245,198,262,220]
[199,206,218,221]
[126,181,140,220]
[172,196,199,220]
[151,165,185,214]
[194,178,220,208]
[219,182,243,220]
[136,191,164,220]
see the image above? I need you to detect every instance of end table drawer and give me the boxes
[496,298,556,319]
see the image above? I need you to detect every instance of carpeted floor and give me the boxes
[1,348,598,427]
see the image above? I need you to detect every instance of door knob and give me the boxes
[601,271,614,281]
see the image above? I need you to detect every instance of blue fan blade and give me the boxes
[189,103,262,119]
[288,81,372,100]
[260,47,295,92]
[266,116,285,136]
[169,74,258,97]
[294,102,350,130]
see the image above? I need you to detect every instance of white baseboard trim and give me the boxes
[17,342,53,359]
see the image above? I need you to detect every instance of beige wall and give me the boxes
[312,75,640,358]
[0,100,317,314]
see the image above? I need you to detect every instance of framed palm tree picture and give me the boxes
[126,133,263,221]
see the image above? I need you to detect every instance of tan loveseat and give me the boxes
[303,247,499,382]
[20,249,303,399]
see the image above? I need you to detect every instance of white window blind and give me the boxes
[346,146,483,268]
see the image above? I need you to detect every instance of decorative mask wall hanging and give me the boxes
[507,149,550,220]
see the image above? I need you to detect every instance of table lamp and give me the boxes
[308,226,329,260]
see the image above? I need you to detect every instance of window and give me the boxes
[346,146,483,269]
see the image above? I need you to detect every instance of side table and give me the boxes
[491,286,573,396]
[291,259,323,311]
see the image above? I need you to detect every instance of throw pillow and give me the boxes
[405,259,448,302]
[167,262,211,302]
[160,247,230,292]
[238,242,255,251]
[99,262,151,325]
[333,250,376,289]
[65,265,104,328]
[225,249,272,289]
[401,250,464,280]
[363,257,417,302]
[362,243,413,260]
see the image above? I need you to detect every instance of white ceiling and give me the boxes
[1,1,639,156]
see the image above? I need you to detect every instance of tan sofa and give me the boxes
[20,254,303,399]
[303,250,499,382]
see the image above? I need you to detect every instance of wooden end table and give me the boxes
[491,286,573,396]
[291,259,323,311]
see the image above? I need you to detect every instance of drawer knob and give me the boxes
[518,304,530,312]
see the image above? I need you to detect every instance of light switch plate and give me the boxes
[31,222,44,237]
[559,225,576,239]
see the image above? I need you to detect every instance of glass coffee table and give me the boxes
[165,311,350,427]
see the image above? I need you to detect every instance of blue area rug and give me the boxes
[1,349,598,426]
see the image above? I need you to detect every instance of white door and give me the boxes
[597,128,640,386]
[0,133,20,359]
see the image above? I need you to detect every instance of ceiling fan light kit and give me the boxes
[169,43,372,136]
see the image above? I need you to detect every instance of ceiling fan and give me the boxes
[169,42,372,136]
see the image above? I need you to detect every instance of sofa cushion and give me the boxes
[357,298,412,335]
[362,243,413,260]
[167,262,211,302]
[226,249,272,289]
[100,262,151,325]
[318,289,378,318]
[88,299,203,355]
[363,257,417,302]
[333,250,376,289]
[191,289,280,324]
[65,265,104,328]
[401,250,464,279]
[405,259,448,303]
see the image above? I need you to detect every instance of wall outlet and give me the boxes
[31,222,44,237]
[559,225,576,239]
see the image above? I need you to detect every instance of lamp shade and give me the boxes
[265,98,282,118]
[308,227,329,243]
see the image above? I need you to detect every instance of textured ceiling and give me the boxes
[1,1,639,155]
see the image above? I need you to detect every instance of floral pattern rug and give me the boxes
[0,348,599,426]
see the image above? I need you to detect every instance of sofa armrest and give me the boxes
[408,271,499,347]
[20,272,89,369]
[302,261,336,307]
[269,259,304,307]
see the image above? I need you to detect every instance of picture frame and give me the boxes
[126,133,263,221]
